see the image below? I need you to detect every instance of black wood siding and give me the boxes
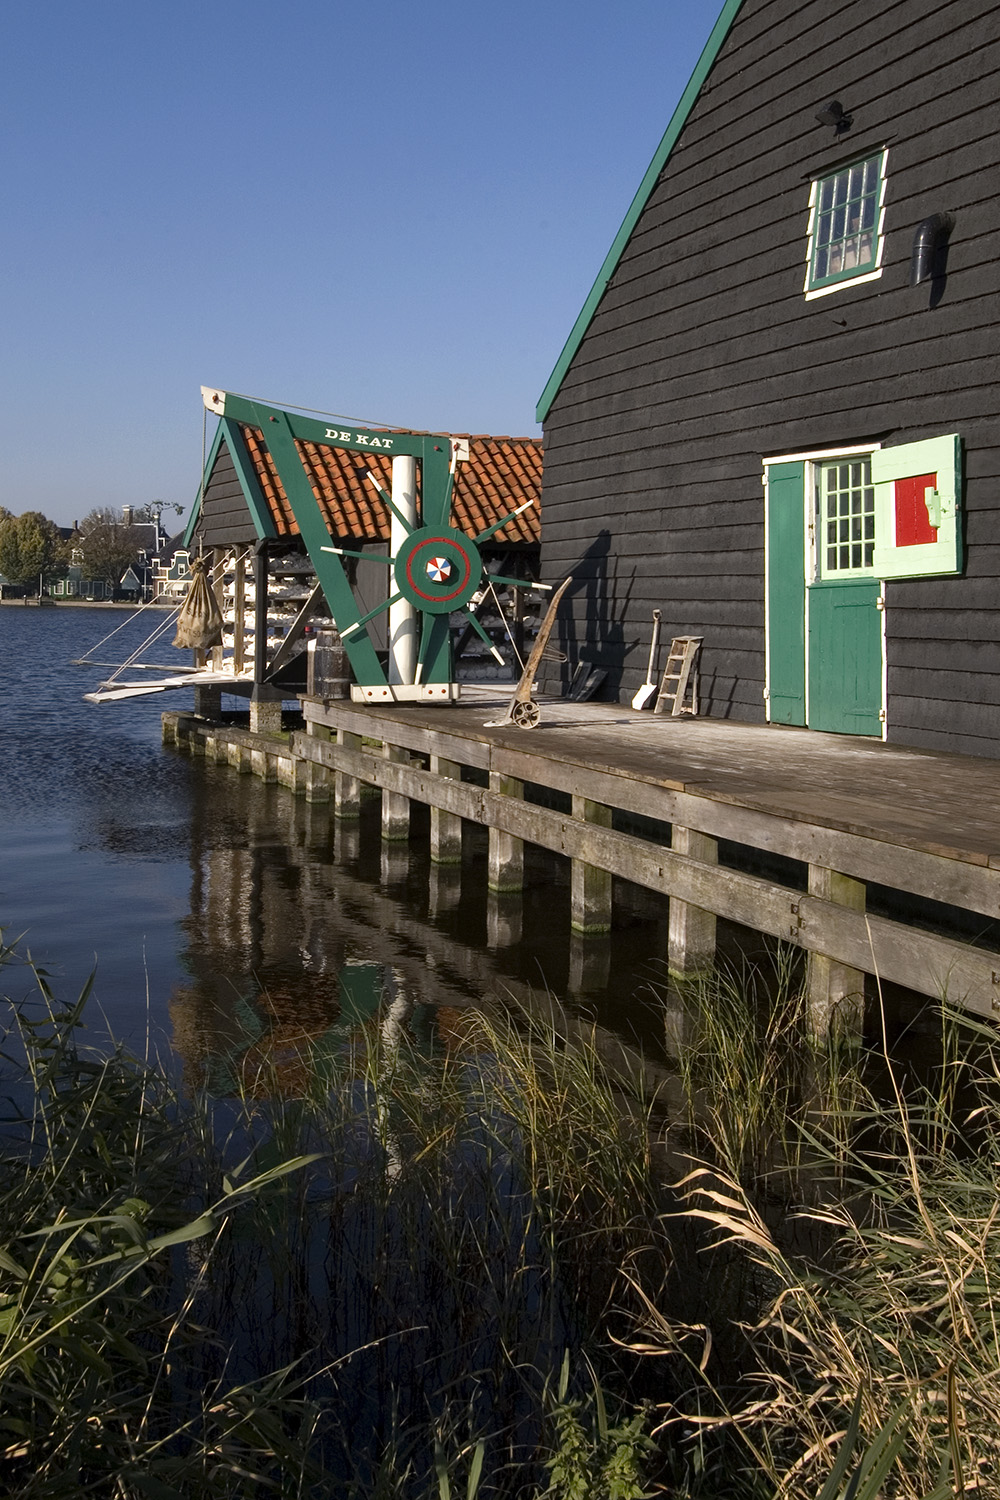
[541,0,1000,755]
[199,443,259,546]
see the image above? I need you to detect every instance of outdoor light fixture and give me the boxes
[815,98,852,131]
[910,212,955,286]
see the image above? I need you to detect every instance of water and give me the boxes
[0,604,674,1076]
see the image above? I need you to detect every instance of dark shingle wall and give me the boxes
[541,0,1000,753]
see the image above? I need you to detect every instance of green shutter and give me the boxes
[766,461,806,725]
[872,434,962,579]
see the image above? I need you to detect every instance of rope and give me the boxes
[73,594,171,664]
[487,576,526,673]
[224,388,404,433]
[198,404,207,558]
[101,607,182,686]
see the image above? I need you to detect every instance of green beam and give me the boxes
[535,0,745,423]
[246,401,388,688]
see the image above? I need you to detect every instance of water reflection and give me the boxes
[164,750,676,1093]
[0,607,674,1074]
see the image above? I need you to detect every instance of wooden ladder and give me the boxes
[653,636,702,716]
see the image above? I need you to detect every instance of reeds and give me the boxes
[0,946,665,1498]
[642,957,1000,1500]
[6,931,999,1499]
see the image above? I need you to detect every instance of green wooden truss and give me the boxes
[192,392,536,696]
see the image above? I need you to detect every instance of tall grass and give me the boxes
[642,958,1000,1500]
[0,942,665,1498]
[5,931,999,1499]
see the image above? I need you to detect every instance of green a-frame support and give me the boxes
[186,391,532,696]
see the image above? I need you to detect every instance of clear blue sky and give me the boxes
[0,1,721,529]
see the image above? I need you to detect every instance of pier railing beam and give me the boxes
[489,773,524,892]
[430,756,463,865]
[807,866,866,1039]
[381,745,411,842]
[335,729,362,820]
[668,826,718,977]
[571,796,613,934]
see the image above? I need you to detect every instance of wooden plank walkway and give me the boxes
[164,692,1000,1030]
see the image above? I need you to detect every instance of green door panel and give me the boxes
[807,579,882,735]
[766,462,806,725]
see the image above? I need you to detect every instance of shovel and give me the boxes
[632,610,662,710]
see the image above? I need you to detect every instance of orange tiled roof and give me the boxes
[241,427,541,546]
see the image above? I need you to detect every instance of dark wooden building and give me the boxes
[538,0,999,757]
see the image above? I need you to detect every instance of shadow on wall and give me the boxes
[550,530,635,701]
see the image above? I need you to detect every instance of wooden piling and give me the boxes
[668,826,718,977]
[381,745,411,842]
[806,866,866,1038]
[570,795,613,934]
[429,755,463,864]
[335,729,362,820]
[488,772,524,892]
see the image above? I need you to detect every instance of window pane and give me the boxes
[809,154,882,286]
[818,456,876,576]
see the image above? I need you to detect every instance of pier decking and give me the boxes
[163,694,1000,1030]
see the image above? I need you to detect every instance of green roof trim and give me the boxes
[182,415,278,548]
[535,0,745,424]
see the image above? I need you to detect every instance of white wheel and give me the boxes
[510,699,540,729]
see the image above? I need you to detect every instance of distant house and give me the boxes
[49,512,187,602]
[537,0,999,757]
[150,542,193,603]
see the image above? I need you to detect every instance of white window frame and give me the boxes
[803,148,889,300]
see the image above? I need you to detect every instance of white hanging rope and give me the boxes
[100,607,182,686]
[487,576,526,673]
[72,594,171,664]
[223,387,403,433]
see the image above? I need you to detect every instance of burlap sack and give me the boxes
[173,555,224,650]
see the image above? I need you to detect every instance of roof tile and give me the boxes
[239,427,541,546]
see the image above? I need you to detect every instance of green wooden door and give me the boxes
[806,579,882,735]
[767,458,882,736]
[766,462,807,725]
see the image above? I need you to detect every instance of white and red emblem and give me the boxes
[425,556,453,584]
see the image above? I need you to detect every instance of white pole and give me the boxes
[388,455,417,685]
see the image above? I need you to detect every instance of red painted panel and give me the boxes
[894,472,938,547]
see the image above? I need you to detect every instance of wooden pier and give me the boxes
[163,693,1000,1032]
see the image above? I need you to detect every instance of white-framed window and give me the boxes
[816,455,876,578]
[804,149,887,299]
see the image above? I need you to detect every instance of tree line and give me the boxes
[0,507,161,593]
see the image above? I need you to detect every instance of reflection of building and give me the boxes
[164,767,532,1094]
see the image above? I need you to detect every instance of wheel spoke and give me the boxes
[321,545,392,564]
[340,590,403,639]
[365,473,416,536]
[473,498,535,546]
[458,609,505,666]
